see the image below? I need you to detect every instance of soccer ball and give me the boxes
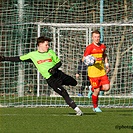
[84,55,96,66]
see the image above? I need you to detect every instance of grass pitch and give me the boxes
[0,107,132,133]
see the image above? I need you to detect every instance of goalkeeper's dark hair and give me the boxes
[37,36,52,46]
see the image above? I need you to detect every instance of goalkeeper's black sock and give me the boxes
[64,96,77,109]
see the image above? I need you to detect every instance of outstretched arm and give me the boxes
[0,56,32,62]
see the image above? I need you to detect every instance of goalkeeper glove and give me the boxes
[48,61,62,75]
[0,56,22,62]
[48,68,57,75]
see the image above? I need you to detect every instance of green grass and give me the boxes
[0,107,133,133]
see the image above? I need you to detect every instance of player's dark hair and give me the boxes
[37,36,51,46]
[92,30,100,35]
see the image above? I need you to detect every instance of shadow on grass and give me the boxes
[68,113,97,116]
[103,109,133,113]
[119,114,133,116]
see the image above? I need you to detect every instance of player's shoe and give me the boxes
[88,89,93,98]
[76,110,83,116]
[93,107,102,112]
[99,91,104,96]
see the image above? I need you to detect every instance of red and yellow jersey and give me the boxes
[84,43,106,78]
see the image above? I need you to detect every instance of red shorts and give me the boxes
[89,75,110,91]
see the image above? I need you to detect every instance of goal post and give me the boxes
[57,27,89,56]
[37,23,133,104]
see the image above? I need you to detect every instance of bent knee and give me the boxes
[103,86,110,91]
[73,80,77,86]
[103,84,110,91]
[105,88,110,91]
[71,80,77,86]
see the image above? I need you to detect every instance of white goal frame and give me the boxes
[36,23,94,97]
[36,23,133,98]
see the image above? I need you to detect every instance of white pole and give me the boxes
[17,0,25,97]
[57,29,60,58]
[89,27,92,45]
[52,27,56,52]
[86,28,88,46]
[37,24,40,97]
[100,0,104,42]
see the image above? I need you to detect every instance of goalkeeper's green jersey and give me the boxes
[20,49,60,79]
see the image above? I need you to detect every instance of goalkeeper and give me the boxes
[0,36,83,116]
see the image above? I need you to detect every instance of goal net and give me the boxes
[0,23,132,108]
[0,0,133,108]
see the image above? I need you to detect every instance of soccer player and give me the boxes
[0,36,83,116]
[76,59,92,96]
[83,30,110,112]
